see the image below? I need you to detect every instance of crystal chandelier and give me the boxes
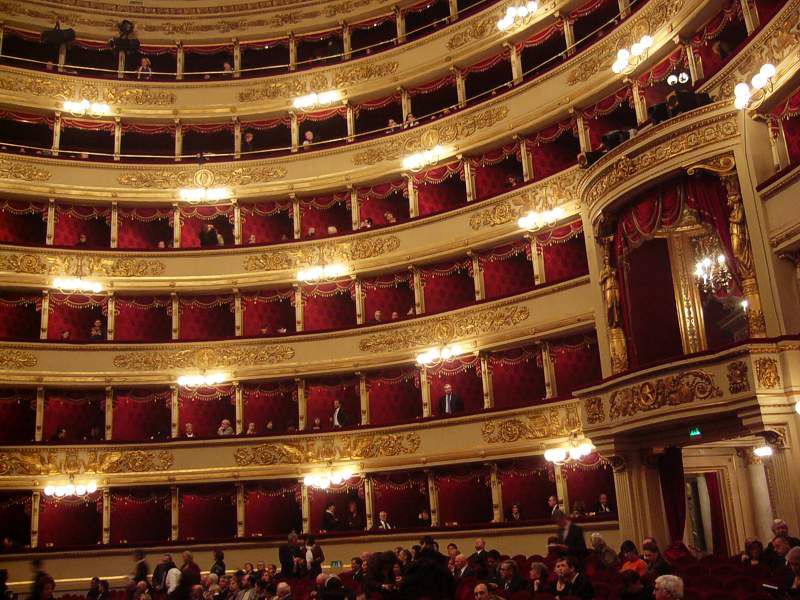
[303,466,355,489]
[44,476,98,497]
[544,433,594,464]
[693,235,731,294]
[416,343,465,366]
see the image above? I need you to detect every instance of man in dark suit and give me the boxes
[199,223,221,247]
[550,556,594,599]
[128,550,149,600]
[303,536,325,577]
[452,554,475,583]
[331,399,348,428]
[556,516,587,559]
[374,510,394,530]
[152,554,175,593]
[548,495,564,520]
[498,560,527,593]
[438,384,463,416]
[278,533,304,578]
[321,502,340,532]
[592,493,615,515]
[400,536,454,599]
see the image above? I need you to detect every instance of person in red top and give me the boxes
[619,541,648,578]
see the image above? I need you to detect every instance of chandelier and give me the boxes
[733,63,777,110]
[402,146,445,172]
[543,433,594,464]
[292,90,343,110]
[52,276,103,294]
[496,1,538,31]
[178,187,232,202]
[416,343,465,366]
[517,207,566,231]
[611,35,654,74]
[44,477,98,498]
[296,263,351,283]
[693,235,731,294]
[63,99,111,117]
[177,372,229,387]
[303,466,356,490]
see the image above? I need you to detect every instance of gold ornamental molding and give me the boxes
[112,343,295,371]
[243,235,400,271]
[447,5,506,50]
[0,74,74,101]
[726,360,749,394]
[0,448,173,477]
[233,432,421,466]
[0,350,38,369]
[102,87,177,106]
[469,167,581,230]
[584,397,605,425]
[117,165,287,189]
[481,403,581,444]
[0,157,52,182]
[0,253,165,277]
[352,105,509,166]
[358,304,529,353]
[754,357,780,388]
[607,369,723,421]
[567,0,685,85]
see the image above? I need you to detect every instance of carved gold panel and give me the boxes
[481,403,581,443]
[113,344,295,371]
[0,448,173,476]
[0,253,165,277]
[243,235,400,271]
[607,370,723,420]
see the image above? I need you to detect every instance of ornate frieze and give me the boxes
[0,75,74,101]
[481,403,581,443]
[234,432,421,465]
[117,165,287,189]
[0,350,38,369]
[113,344,295,371]
[608,370,723,420]
[585,397,605,424]
[0,158,52,182]
[243,235,400,271]
[726,360,749,394]
[754,357,780,388]
[0,448,173,476]
[352,106,509,166]
[103,87,176,106]
[359,304,529,353]
[447,7,505,50]
[0,253,165,277]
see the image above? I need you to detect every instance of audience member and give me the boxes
[529,562,549,593]
[184,423,195,438]
[769,536,793,571]
[345,499,365,531]
[210,550,226,577]
[781,546,800,596]
[165,562,182,599]
[548,495,564,520]
[741,538,765,566]
[765,519,800,564]
[620,570,652,600]
[302,131,314,150]
[498,560,526,593]
[331,399,348,428]
[77,233,89,247]
[551,556,594,599]
[643,542,673,579]
[590,532,618,568]
[90,319,104,340]
[137,57,152,80]
[275,582,292,598]
[87,577,101,600]
[452,554,474,582]
[51,427,67,441]
[217,419,234,436]
[383,211,396,224]
[400,536,453,598]
[304,536,325,577]
[199,223,222,247]
[654,574,684,600]
[279,533,304,578]
[245,422,256,435]
[242,132,255,153]
[322,502,340,532]
[438,383,463,416]
[374,510,393,530]
[507,503,522,522]
[472,582,500,600]
[373,310,383,323]
[417,508,432,527]
[555,514,587,558]
[153,555,175,593]
[620,540,648,577]
[60,330,71,341]
[592,492,615,514]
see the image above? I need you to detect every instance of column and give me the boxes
[554,463,569,516]
[630,80,648,126]
[236,484,245,537]
[290,112,299,153]
[609,451,669,545]
[170,486,179,540]
[301,482,310,533]
[117,50,125,79]
[463,159,476,202]
[39,290,49,340]
[764,436,800,534]
[291,194,301,239]
[233,117,242,159]
[294,285,304,332]
[679,39,702,84]
[172,204,182,248]
[395,6,406,44]
[57,43,66,72]
[506,43,523,85]
[174,119,183,162]
[52,113,61,156]
[234,289,243,336]
[541,343,556,398]
[618,0,631,18]
[364,476,375,530]
[288,33,297,71]
[233,201,242,245]
[426,470,439,526]
[342,23,352,60]
[107,293,115,340]
[599,238,629,374]
[176,42,184,80]
[518,137,534,182]
[471,253,484,301]
[453,68,466,108]
[399,87,411,121]
[233,39,241,78]
[666,233,707,354]
[35,387,45,442]
[490,463,503,523]
[45,199,55,245]
[113,118,122,161]
[355,278,365,325]
[574,112,590,154]
[740,449,774,542]
[412,267,425,314]
[104,386,113,441]
[768,119,790,171]
[102,488,111,544]
[110,202,119,248]
[296,378,307,430]
[31,491,41,548]
[350,187,360,230]
[448,0,458,20]
[234,382,243,434]
[739,0,759,33]
[420,366,431,417]
[359,373,369,425]
[480,353,493,409]
[406,174,418,218]
[0,25,4,57]
[346,103,355,142]
[171,293,180,340]
[563,17,576,55]
[170,386,179,438]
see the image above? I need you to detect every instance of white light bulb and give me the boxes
[517,6,529,17]
[506,6,518,17]
[617,48,630,61]
[44,486,55,496]
[75,484,87,496]
[569,447,582,460]
[740,300,749,311]
[734,83,751,98]
[753,445,773,458]
[759,63,776,78]
[54,486,66,497]
[751,72,768,90]
[65,484,76,496]
[640,35,653,48]
[630,42,644,57]
[667,74,678,86]
[734,96,750,110]
[795,399,800,415]
[527,0,538,10]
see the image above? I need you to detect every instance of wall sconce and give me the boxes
[753,445,773,458]
[544,433,594,463]
[292,90,343,110]
[497,1,538,31]
[177,372,229,387]
[611,35,654,74]
[402,145,446,171]
[303,467,356,489]
[733,63,776,109]
[296,263,351,283]
[178,187,232,202]
[52,277,103,294]
[517,207,566,231]
[63,100,111,117]
[416,343,465,366]
[44,477,98,497]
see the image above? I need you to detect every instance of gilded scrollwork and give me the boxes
[103,87,176,106]
[481,403,581,443]
[243,235,400,271]
[754,357,780,389]
[0,75,74,101]
[584,397,605,424]
[0,253,165,277]
[447,8,505,50]
[727,360,749,394]
[0,350,38,369]
[0,448,173,476]
[359,305,529,353]
[0,158,52,182]
[608,370,723,420]
[118,165,287,189]
[234,432,421,466]
[113,344,295,371]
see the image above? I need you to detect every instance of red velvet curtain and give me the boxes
[242,382,298,433]
[47,294,107,342]
[420,260,475,314]
[471,144,523,200]
[781,116,800,164]
[179,485,237,541]
[38,493,102,548]
[299,193,352,237]
[301,281,357,332]
[241,201,293,244]
[43,389,105,442]
[427,356,484,415]
[357,180,409,225]
[583,89,637,150]
[179,295,235,340]
[308,477,365,533]
[305,376,360,431]
[550,333,602,398]
[244,481,302,537]
[526,120,581,181]
[367,367,422,425]
[362,273,415,322]
[479,241,535,299]
[658,447,686,544]
[114,296,173,342]
[487,346,547,409]
[704,472,728,556]
[498,457,556,521]
[0,291,41,340]
[0,199,46,244]
[562,453,616,515]
[53,204,111,248]
[414,163,467,216]
[691,1,746,82]
[117,206,173,249]
[436,464,493,526]
[535,225,589,283]
[113,388,171,441]
[772,87,800,164]
[371,471,430,528]
[241,289,296,336]
[0,389,36,442]
[178,385,235,437]
[110,488,171,544]
[179,205,234,248]
[0,493,31,548]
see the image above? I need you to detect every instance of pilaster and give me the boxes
[405,174,418,217]
[359,372,369,425]
[291,194,301,239]
[170,486,179,540]
[463,158,476,202]
[31,491,40,548]
[52,113,61,156]
[39,290,49,340]
[45,199,55,245]
[517,135,533,181]
[350,187,360,230]
[420,366,431,417]
[541,342,556,398]
[739,0,759,33]
[172,204,181,248]
[364,476,375,530]
[471,253,484,301]
[296,378,307,430]
[232,39,241,78]
[174,119,182,161]
[57,43,66,72]
[395,6,406,44]
[233,118,241,159]
[289,33,297,71]
[481,352,493,409]
[104,386,113,441]
[113,118,121,160]
[346,103,355,142]
[234,382,243,434]
[170,385,179,438]
[236,484,245,537]
[453,67,466,108]
[176,42,184,80]
[427,470,439,526]
[355,278,365,325]
[107,293,115,340]
[110,202,118,248]
[400,87,411,121]
[412,267,425,314]
[610,451,669,544]
[102,488,110,544]
[171,292,179,340]
[506,43,523,85]
[35,386,44,442]
[294,285,304,332]
[290,112,299,153]
[490,463,503,523]
[234,289,243,336]
[342,23,352,60]
[301,482,310,533]
[554,463,569,516]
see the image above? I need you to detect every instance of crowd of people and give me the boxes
[16,515,799,600]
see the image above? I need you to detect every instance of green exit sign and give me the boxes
[330,560,342,569]
[689,427,702,438]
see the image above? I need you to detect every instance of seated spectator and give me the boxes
[86,426,102,441]
[571,500,587,518]
[373,310,383,323]
[259,325,269,335]
[61,330,71,341]
[311,417,321,430]
[133,581,150,600]
[484,550,501,588]
[87,577,101,600]
[184,423,196,438]
[345,499,365,531]
[137,57,152,80]
[473,583,500,600]
[590,532,617,569]
[374,510,393,530]
[529,562,549,593]
[547,535,565,560]
[780,546,800,596]
[383,211,396,224]
[620,570,652,600]
[51,427,67,441]
[391,311,399,320]
[242,132,255,154]
[769,536,793,571]
[498,560,526,593]
[199,223,222,247]
[326,225,338,235]
[387,118,398,133]
[359,218,373,229]
[157,240,167,249]
[764,519,800,564]
[275,582,291,598]
[217,419,234,436]
[265,421,274,432]
[222,62,233,76]
[507,503,522,522]
[247,234,256,244]
[302,131,314,150]
[245,423,256,435]
[307,227,316,238]
[76,233,89,247]
[741,538,765,567]
[551,556,593,599]
[404,113,418,128]
[452,554,473,581]
[505,175,521,189]
[619,540,648,577]
[349,557,365,583]
[90,319,104,340]
[592,492,615,514]
[417,508,432,528]
[653,574,683,600]
[643,542,672,580]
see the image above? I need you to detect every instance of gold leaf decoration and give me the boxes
[103,87,176,105]
[0,350,37,369]
[359,305,529,353]
[113,344,295,371]
[243,235,400,271]
[87,450,174,473]
[754,357,780,388]
[608,370,722,420]
[0,253,165,277]
[481,404,581,443]
[447,8,504,50]
[330,61,399,88]
[0,158,51,182]
[352,106,509,166]
[118,165,287,189]
[0,448,173,476]
[726,360,749,394]
[585,397,605,424]
[0,75,74,100]
[234,432,421,465]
